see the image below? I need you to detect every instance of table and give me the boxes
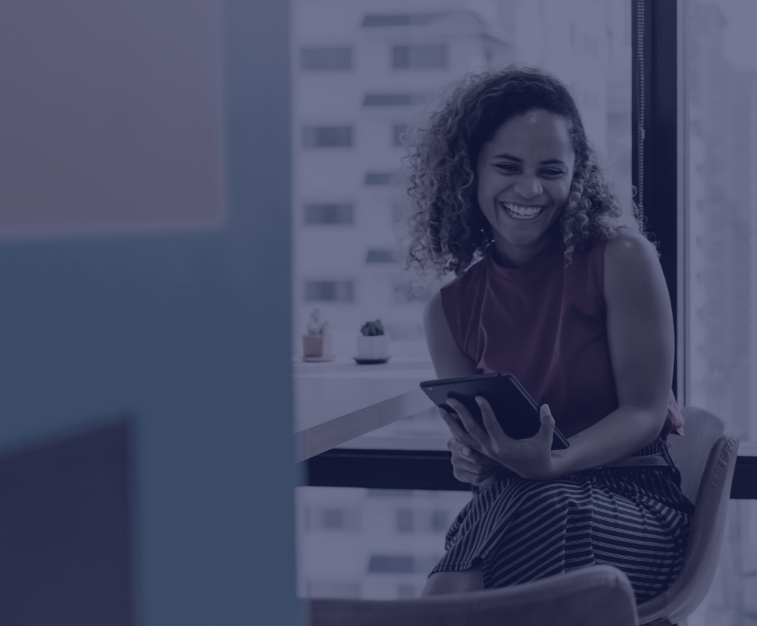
[293,356,440,461]
[294,358,757,498]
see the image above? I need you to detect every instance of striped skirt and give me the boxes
[430,439,694,603]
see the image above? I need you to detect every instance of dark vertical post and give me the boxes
[633,0,679,396]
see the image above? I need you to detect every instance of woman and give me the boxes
[405,67,693,602]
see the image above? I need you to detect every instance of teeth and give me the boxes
[501,202,543,220]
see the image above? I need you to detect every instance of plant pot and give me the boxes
[356,334,389,360]
[302,333,332,358]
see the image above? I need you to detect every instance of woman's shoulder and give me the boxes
[605,226,656,254]
[603,227,666,307]
[564,228,658,301]
[603,228,660,282]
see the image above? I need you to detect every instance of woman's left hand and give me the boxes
[444,397,561,481]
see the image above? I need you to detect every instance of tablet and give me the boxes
[420,372,569,450]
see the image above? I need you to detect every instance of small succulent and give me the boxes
[360,319,385,336]
[306,308,329,335]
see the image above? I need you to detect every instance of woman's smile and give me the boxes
[499,201,546,221]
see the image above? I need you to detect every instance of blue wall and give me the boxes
[0,0,300,624]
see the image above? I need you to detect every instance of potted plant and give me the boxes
[356,319,389,362]
[302,308,333,361]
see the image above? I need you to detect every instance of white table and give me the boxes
[293,356,447,461]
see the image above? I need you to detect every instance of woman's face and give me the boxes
[476,109,576,265]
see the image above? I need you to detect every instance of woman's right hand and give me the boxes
[448,436,502,488]
[440,408,503,488]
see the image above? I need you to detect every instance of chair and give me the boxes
[309,564,638,626]
[637,406,740,625]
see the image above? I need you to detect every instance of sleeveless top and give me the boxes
[440,238,684,440]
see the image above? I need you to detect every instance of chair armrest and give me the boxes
[309,565,638,626]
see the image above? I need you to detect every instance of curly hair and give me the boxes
[405,66,636,277]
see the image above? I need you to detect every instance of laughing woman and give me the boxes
[405,67,693,602]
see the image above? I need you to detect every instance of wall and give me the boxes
[0,0,300,624]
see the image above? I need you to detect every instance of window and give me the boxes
[367,555,439,574]
[367,555,414,574]
[302,126,353,148]
[363,93,425,106]
[683,1,755,439]
[681,2,757,623]
[306,506,360,531]
[396,508,450,533]
[294,0,634,603]
[304,280,354,302]
[365,248,397,264]
[304,203,353,225]
[364,172,392,186]
[300,46,352,70]
[362,14,440,28]
[392,45,447,69]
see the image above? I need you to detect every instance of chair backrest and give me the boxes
[309,564,638,626]
[637,406,739,625]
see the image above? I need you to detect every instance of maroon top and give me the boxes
[440,238,684,439]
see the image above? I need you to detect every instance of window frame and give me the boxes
[632,0,680,398]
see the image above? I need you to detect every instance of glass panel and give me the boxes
[392,44,448,69]
[292,0,632,450]
[683,1,757,623]
[684,0,757,442]
[293,0,634,603]
[301,125,353,147]
[304,203,354,225]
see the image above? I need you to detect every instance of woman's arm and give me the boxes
[423,291,479,379]
[550,229,674,475]
[424,292,502,487]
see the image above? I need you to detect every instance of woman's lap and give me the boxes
[429,466,693,603]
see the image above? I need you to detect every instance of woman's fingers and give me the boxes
[449,446,494,474]
[438,407,479,449]
[448,437,500,467]
[454,457,496,476]
[476,396,507,441]
[445,398,488,444]
[452,465,496,486]
[538,404,555,447]
[448,436,500,486]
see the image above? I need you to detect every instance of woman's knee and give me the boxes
[421,565,485,596]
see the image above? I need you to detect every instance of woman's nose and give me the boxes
[512,175,544,200]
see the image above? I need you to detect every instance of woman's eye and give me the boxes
[495,163,518,172]
[541,169,563,177]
